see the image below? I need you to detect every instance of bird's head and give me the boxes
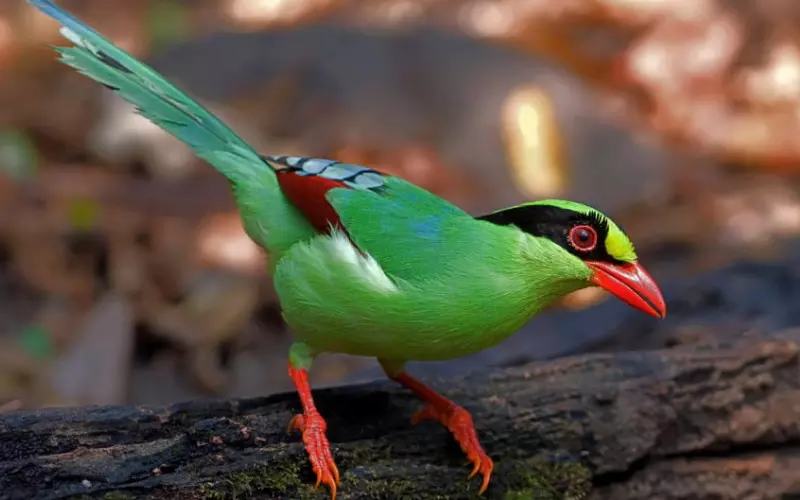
[477,200,666,318]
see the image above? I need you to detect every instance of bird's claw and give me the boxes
[411,403,494,495]
[467,452,493,494]
[288,412,341,499]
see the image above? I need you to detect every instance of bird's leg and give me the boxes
[380,359,494,494]
[287,343,339,499]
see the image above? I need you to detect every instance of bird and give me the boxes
[27,1,666,498]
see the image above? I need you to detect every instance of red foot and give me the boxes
[412,403,494,494]
[288,411,340,499]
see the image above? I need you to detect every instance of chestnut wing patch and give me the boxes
[264,155,389,233]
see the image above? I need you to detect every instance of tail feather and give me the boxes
[28,0,320,261]
[27,0,270,185]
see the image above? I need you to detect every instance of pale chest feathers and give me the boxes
[326,231,399,293]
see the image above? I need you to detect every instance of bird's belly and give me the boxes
[281,301,531,361]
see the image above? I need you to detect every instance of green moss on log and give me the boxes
[197,460,315,499]
[502,457,591,500]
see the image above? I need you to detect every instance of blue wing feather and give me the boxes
[264,155,389,191]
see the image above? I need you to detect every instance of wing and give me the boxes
[264,155,480,281]
[326,175,481,280]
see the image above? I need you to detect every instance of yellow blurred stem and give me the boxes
[501,85,570,198]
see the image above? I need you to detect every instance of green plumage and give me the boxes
[27,0,638,374]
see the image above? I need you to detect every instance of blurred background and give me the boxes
[1,0,800,412]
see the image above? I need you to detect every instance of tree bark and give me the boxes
[3,325,800,500]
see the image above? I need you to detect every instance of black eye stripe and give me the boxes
[475,205,626,265]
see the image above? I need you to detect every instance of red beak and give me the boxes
[586,261,666,318]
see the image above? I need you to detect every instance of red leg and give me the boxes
[287,362,340,499]
[390,372,494,494]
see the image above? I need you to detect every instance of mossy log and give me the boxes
[3,325,800,500]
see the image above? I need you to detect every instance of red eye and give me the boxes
[568,225,597,252]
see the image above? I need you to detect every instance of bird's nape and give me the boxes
[586,260,666,318]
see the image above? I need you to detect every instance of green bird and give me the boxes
[28,1,666,497]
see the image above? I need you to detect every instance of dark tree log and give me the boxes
[3,326,800,500]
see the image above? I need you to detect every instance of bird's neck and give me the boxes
[514,232,592,309]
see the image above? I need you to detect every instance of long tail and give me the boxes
[26,0,318,257]
[27,0,271,185]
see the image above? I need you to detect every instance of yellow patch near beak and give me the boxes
[604,220,637,262]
